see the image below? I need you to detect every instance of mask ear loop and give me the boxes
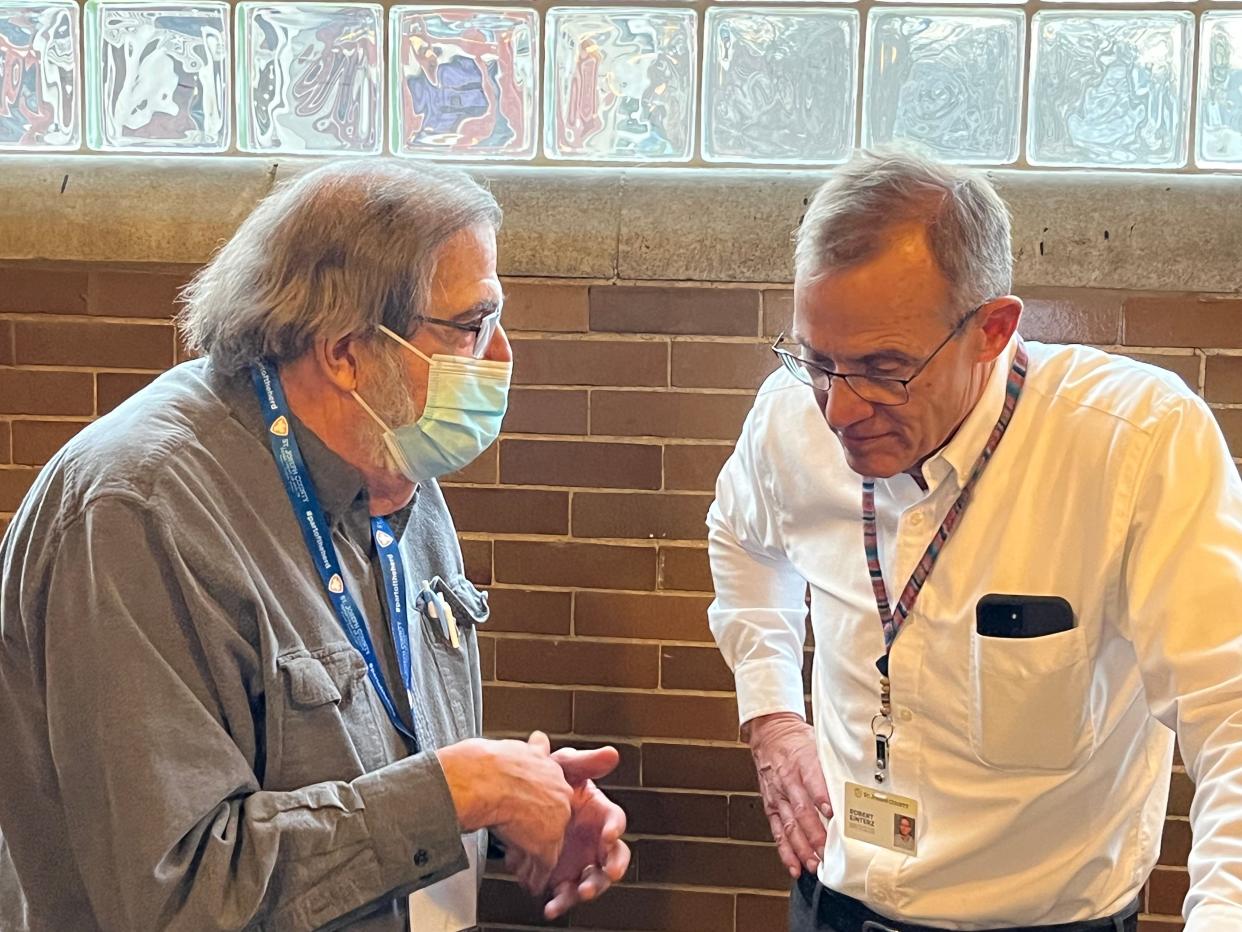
[359,327,427,478]
[351,388,390,430]
[379,324,433,364]
[351,388,415,479]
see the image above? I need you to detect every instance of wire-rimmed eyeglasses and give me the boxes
[770,304,983,407]
[416,306,503,359]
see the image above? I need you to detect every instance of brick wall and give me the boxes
[1,263,1239,932]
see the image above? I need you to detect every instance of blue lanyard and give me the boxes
[251,361,418,747]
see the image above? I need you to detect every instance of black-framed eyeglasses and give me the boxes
[771,303,984,407]
[415,306,503,359]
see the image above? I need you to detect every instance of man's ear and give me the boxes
[313,332,364,393]
[976,296,1022,362]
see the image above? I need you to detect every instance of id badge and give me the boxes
[408,833,480,932]
[843,782,919,856]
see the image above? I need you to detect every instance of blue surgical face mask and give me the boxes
[353,325,511,482]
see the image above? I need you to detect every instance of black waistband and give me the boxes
[796,872,1140,932]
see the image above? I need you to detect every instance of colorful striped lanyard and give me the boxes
[861,342,1027,783]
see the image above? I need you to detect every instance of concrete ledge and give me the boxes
[0,156,278,266]
[2,155,1240,292]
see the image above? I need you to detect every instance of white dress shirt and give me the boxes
[708,338,1242,930]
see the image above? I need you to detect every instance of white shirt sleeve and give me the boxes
[707,400,811,726]
[1118,396,1242,929]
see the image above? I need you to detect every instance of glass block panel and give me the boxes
[85,0,229,151]
[1028,11,1192,169]
[236,3,381,154]
[0,0,79,149]
[544,7,696,162]
[703,8,857,164]
[390,6,538,159]
[864,9,1023,165]
[877,0,1020,7]
[1198,13,1242,168]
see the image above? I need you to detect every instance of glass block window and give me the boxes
[544,6,697,161]
[0,0,79,149]
[85,0,230,151]
[864,8,1024,164]
[703,7,857,164]
[390,5,538,159]
[876,0,1022,6]
[1199,12,1242,168]
[0,0,1236,171]
[236,2,382,154]
[1028,10,1194,168]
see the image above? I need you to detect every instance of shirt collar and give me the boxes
[921,335,1020,493]
[208,360,378,522]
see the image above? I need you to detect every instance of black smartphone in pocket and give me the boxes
[976,594,1075,638]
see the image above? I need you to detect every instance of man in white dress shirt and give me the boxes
[707,150,1242,932]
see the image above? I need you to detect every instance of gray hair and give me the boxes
[179,158,502,372]
[794,149,1013,318]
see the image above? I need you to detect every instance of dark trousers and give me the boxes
[788,872,1139,932]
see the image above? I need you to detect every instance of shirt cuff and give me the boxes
[733,657,808,725]
[356,751,469,893]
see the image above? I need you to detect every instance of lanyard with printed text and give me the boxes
[862,342,1027,783]
[251,360,418,748]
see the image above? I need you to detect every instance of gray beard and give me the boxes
[355,347,421,474]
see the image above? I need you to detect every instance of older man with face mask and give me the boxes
[0,160,628,932]
[708,151,1242,932]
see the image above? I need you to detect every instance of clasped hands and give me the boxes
[438,731,630,920]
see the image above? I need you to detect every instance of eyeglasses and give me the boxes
[416,306,503,359]
[771,304,983,407]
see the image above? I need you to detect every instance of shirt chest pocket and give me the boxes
[413,575,487,744]
[968,627,1096,772]
[271,643,389,788]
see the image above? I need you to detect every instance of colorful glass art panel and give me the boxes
[0,0,79,148]
[85,0,229,151]
[390,6,537,159]
[236,3,382,154]
[545,6,696,161]
[703,8,857,164]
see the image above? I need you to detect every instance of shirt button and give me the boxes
[910,513,924,527]
[414,849,430,867]
[899,709,913,722]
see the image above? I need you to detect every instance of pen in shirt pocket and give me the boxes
[419,581,460,649]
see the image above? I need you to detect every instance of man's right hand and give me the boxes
[437,731,573,890]
[744,712,831,878]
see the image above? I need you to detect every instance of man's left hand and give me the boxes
[505,745,631,920]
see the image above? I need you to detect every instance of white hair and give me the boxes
[795,149,1013,318]
[179,158,501,372]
